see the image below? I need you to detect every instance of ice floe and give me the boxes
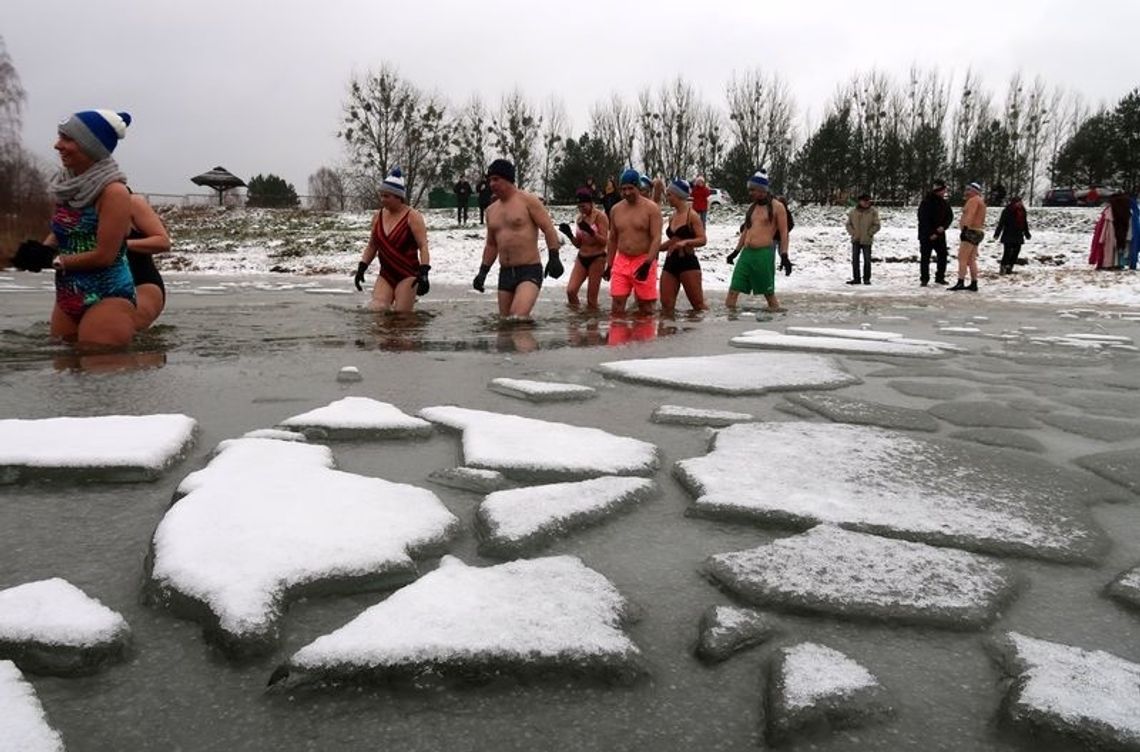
[273,555,644,688]
[1106,565,1140,610]
[419,406,658,481]
[278,397,432,439]
[990,632,1140,750]
[784,393,939,432]
[427,466,513,493]
[705,526,1018,628]
[1075,448,1140,495]
[766,642,893,745]
[1038,412,1140,442]
[783,327,903,341]
[0,414,197,484]
[240,428,307,442]
[0,661,64,752]
[949,428,1045,453]
[0,579,129,676]
[927,401,1040,429]
[476,476,656,557]
[651,405,755,427]
[147,437,460,656]
[730,329,950,358]
[488,377,597,402]
[676,422,1108,563]
[595,353,859,395]
[886,380,972,400]
[695,606,779,663]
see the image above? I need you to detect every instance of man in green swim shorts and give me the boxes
[725,170,791,312]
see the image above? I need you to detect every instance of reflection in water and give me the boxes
[52,349,168,374]
[605,313,659,347]
[370,309,433,352]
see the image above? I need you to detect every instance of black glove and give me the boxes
[415,264,431,296]
[577,220,595,236]
[13,240,57,273]
[726,249,740,265]
[780,255,794,276]
[602,265,611,282]
[1025,231,1031,240]
[557,223,575,242]
[544,249,564,279]
[353,261,368,291]
[634,258,652,282]
[473,263,491,293]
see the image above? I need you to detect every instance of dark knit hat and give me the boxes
[58,109,131,161]
[575,187,594,202]
[487,159,515,183]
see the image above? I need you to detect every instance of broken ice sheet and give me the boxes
[651,405,754,427]
[0,661,64,752]
[278,396,432,439]
[731,329,951,358]
[675,422,1109,563]
[487,377,596,402]
[784,392,939,432]
[595,352,859,395]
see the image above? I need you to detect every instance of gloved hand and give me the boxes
[726,249,740,265]
[634,258,652,282]
[602,265,611,282]
[13,240,57,273]
[544,249,564,279]
[415,264,431,296]
[557,223,575,242]
[353,261,368,291]
[1025,231,1031,240]
[779,255,794,276]
[577,220,595,236]
[473,263,491,293]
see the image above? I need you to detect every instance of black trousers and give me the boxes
[457,201,469,223]
[851,242,872,282]
[1000,242,1022,269]
[919,236,948,283]
[478,203,487,224]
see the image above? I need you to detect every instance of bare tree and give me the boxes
[1046,86,1088,187]
[725,69,796,188]
[0,35,50,247]
[539,95,569,201]
[636,87,664,176]
[307,166,346,211]
[453,95,489,179]
[590,93,637,170]
[490,88,542,189]
[1021,76,1050,200]
[694,105,726,179]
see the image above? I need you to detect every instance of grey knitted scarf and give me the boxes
[48,158,127,208]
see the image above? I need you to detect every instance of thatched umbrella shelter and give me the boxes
[191,166,246,206]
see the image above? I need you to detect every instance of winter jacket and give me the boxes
[846,206,881,244]
[917,193,953,240]
[1131,196,1139,269]
[1089,205,1114,268]
[994,203,1031,244]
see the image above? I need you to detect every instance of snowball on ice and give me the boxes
[419,406,658,480]
[0,414,197,483]
[990,632,1140,750]
[148,437,460,656]
[488,377,597,402]
[278,397,432,439]
[730,329,950,358]
[595,353,860,395]
[0,579,129,677]
[767,642,893,745]
[676,422,1108,564]
[476,476,656,557]
[274,555,644,687]
[704,525,1018,629]
[0,661,64,752]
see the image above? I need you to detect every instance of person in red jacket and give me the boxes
[691,176,711,226]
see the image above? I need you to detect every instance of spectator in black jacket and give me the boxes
[994,195,1031,274]
[476,179,492,224]
[454,177,473,225]
[917,179,954,286]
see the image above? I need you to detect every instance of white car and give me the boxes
[707,189,732,206]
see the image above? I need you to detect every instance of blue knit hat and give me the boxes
[58,109,131,161]
[619,168,640,187]
[379,167,406,199]
[667,178,691,200]
[747,169,770,190]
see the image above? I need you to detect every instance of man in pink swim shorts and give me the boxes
[605,168,662,316]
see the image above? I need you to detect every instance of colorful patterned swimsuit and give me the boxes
[51,203,135,321]
[372,211,419,287]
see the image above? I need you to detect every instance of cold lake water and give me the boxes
[2,275,1140,751]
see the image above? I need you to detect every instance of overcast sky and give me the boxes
[4,0,1139,195]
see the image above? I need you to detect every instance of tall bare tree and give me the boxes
[725,69,796,189]
[490,88,542,189]
[0,35,49,243]
[307,166,346,211]
[590,94,637,170]
[539,95,569,201]
[452,95,489,180]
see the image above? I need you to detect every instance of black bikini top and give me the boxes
[666,223,696,240]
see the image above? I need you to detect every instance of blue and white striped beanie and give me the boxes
[667,178,691,200]
[379,167,406,199]
[638,174,652,189]
[747,169,770,190]
[58,109,131,161]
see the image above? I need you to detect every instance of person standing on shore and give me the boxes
[471,159,563,319]
[690,176,711,226]
[948,182,986,291]
[845,193,880,285]
[353,168,431,312]
[605,168,662,316]
[454,176,472,225]
[993,195,1031,274]
[917,179,953,286]
[725,170,791,312]
[476,178,492,224]
[601,177,620,216]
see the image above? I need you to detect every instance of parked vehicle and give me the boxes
[1042,187,1077,207]
[1042,186,1118,207]
[707,188,732,206]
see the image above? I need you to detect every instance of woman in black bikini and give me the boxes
[126,192,171,330]
[559,187,609,309]
[659,178,707,314]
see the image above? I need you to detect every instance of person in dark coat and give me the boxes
[917,179,954,286]
[454,177,473,225]
[993,195,1031,274]
[476,178,492,224]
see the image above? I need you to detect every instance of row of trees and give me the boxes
[0,37,51,246]
[323,63,1139,209]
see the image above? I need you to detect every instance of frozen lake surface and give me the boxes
[1,277,1140,751]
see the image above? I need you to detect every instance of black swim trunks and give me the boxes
[127,250,166,301]
[497,263,544,293]
[662,251,701,276]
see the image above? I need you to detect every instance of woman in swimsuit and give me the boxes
[560,187,609,309]
[353,168,431,313]
[659,178,707,314]
[126,192,171,330]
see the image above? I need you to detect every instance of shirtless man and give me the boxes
[948,181,986,291]
[559,186,610,309]
[605,169,663,315]
[472,159,563,318]
[725,170,791,312]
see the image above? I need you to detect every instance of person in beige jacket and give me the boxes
[845,193,881,285]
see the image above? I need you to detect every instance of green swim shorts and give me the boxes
[729,246,775,295]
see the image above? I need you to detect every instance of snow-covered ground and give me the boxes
[144,203,1139,308]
